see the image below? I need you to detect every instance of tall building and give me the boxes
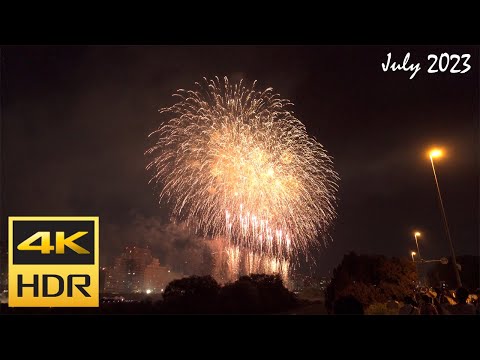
[104,245,180,294]
[144,258,177,293]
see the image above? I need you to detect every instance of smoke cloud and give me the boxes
[103,212,214,276]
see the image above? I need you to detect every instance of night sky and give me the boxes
[2,45,478,276]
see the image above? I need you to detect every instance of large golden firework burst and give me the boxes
[146,76,339,268]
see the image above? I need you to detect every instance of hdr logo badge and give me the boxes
[8,217,99,307]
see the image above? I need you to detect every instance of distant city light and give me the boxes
[146,289,152,294]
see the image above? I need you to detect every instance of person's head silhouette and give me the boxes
[455,287,469,304]
[403,295,416,306]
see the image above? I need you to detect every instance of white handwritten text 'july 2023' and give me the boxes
[382,52,471,80]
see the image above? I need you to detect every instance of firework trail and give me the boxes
[146,77,339,279]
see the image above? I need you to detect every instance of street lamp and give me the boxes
[413,231,422,260]
[428,148,462,288]
[411,251,420,286]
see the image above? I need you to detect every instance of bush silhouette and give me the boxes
[161,273,297,314]
[163,275,221,314]
[223,274,297,313]
[219,278,261,313]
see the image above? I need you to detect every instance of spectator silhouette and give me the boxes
[439,287,476,315]
[437,289,450,305]
[333,295,364,314]
[398,296,419,315]
[420,294,438,315]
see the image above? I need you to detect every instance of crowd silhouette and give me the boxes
[393,287,478,316]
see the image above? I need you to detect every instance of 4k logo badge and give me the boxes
[9,217,99,307]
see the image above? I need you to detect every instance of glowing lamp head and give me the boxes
[414,232,421,237]
[429,148,443,159]
[411,251,416,256]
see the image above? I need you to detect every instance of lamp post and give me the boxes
[411,251,420,287]
[414,231,422,260]
[428,148,462,288]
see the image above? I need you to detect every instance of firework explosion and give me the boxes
[146,77,339,280]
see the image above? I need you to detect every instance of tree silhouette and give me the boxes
[161,273,297,314]
[325,252,417,311]
[163,275,220,313]
[219,277,261,313]
[235,274,297,313]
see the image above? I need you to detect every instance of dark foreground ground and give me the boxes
[0,299,328,315]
